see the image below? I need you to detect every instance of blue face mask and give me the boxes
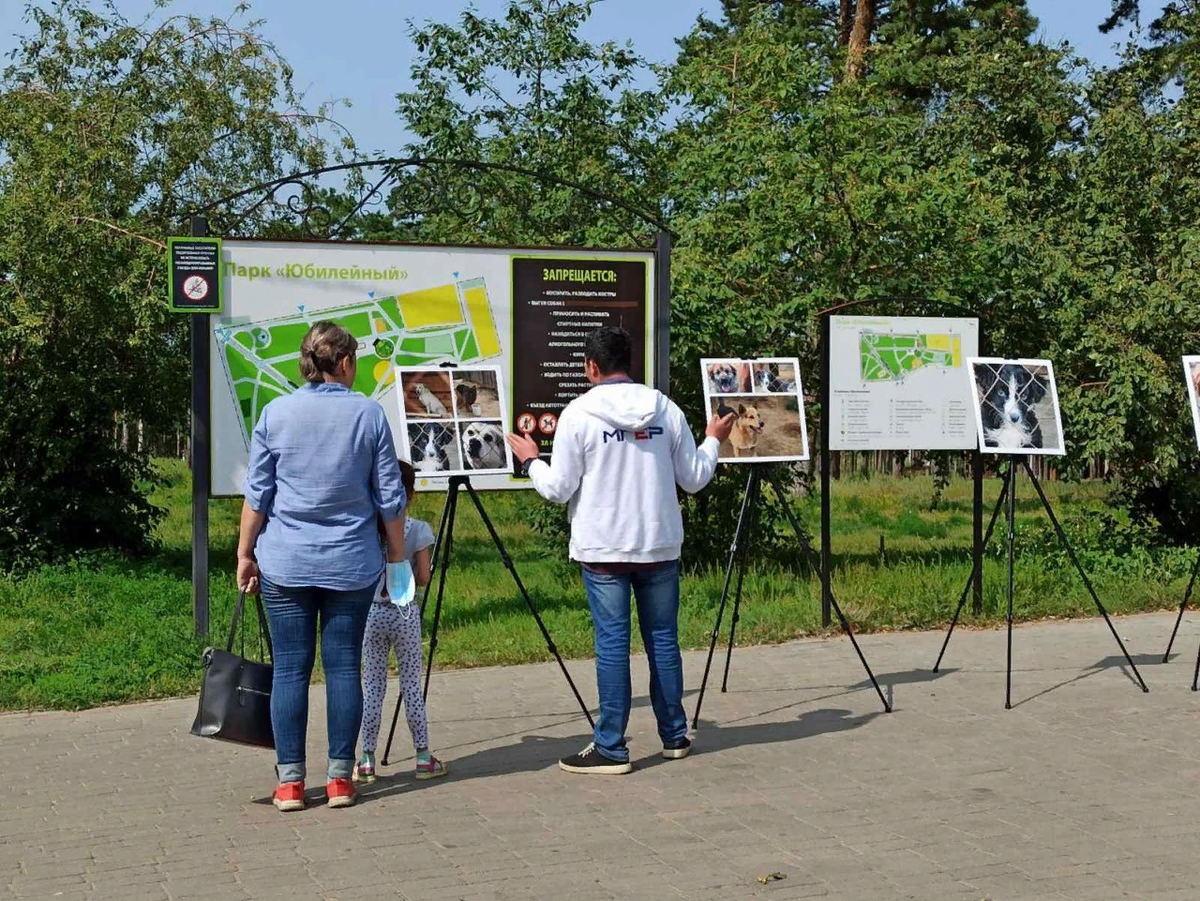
[385,560,416,606]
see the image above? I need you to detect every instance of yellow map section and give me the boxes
[464,283,501,357]
[400,285,464,329]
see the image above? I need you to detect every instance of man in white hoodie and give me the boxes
[506,327,733,774]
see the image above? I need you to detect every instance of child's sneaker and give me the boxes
[326,778,356,809]
[353,753,376,784]
[414,754,447,780]
[273,781,305,812]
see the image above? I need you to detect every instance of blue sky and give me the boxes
[1,1,1135,154]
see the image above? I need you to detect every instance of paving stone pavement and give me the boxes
[4,609,1200,901]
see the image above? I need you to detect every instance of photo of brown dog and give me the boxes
[450,369,501,420]
[709,395,807,462]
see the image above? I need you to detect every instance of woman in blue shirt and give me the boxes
[236,321,407,812]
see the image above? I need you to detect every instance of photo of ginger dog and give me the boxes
[718,401,765,457]
[710,395,807,463]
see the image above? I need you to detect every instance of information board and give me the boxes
[209,240,655,496]
[828,315,979,451]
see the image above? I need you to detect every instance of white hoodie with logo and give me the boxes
[527,382,720,563]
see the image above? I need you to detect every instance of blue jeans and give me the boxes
[582,562,686,763]
[260,578,376,783]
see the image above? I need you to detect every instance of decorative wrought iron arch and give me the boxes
[188,156,673,244]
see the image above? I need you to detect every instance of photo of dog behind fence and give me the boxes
[968,358,1064,455]
[406,421,463,474]
[701,357,809,464]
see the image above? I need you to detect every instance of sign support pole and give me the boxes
[190,216,211,638]
[654,231,672,393]
[819,311,833,628]
[972,317,986,615]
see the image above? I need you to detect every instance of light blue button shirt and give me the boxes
[243,382,406,591]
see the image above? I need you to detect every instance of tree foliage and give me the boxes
[0,0,335,569]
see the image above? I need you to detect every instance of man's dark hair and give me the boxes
[584,326,632,376]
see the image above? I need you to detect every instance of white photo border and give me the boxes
[1182,356,1200,453]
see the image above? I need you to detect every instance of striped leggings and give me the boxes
[359,602,428,752]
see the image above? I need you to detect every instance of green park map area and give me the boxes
[858,330,962,382]
[216,276,501,445]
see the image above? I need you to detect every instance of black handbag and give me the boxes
[190,590,275,749]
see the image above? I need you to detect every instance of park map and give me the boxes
[215,276,501,446]
[858,330,963,383]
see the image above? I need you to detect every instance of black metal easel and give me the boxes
[1159,551,1200,686]
[381,474,594,766]
[935,457,1149,708]
[691,464,892,729]
[932,466,1012,672]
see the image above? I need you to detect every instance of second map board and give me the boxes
[828,315,980,451]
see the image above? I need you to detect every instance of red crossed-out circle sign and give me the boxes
[538,413,558,435]
[516,413,537,435]
[182,275,210,300]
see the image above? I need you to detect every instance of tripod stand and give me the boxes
[381,475,594,765]
[691,464,891,730]
[1159,549,1200,688]
[934,457,1149,708]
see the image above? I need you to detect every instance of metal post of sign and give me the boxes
[972,316,986,615]
[654,231,672,393]
[819,311,832,628]
[190,216,211,638]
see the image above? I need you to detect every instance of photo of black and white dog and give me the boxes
[969,358,1064,455]
[753,361,798,394]
[407,422,460,474]
[1184,356,1200,453]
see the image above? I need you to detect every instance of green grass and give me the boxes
[1,461,1195,711]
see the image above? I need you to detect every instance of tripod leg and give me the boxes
[1005,458,1017,710]
[463,482,595,728]
[1164,549,1200,662]
[422,480,460,701]
[1023,460,1149,693]
[934,471,1010,672]
[420,483,455,619]
[763,470,891,713]
[1193,636,1200,691]
[721,470,760,693]
[692,468,757,729]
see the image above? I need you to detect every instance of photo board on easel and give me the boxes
[397,365,514,477]
[700,357,809,463]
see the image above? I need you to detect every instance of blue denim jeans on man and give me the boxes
[261,578,376,783]
[582,561,686,763]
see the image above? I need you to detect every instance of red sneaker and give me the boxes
[326,778,356,809]
[273,781,305,812]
